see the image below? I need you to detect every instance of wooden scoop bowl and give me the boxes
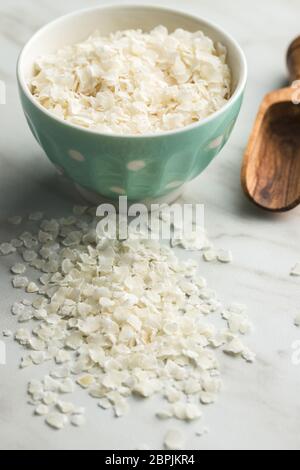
[242,37,300,212]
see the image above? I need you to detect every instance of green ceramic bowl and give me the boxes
[17,4,247,204]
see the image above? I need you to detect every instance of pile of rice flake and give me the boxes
[1,208,254,444]
[29,26,231,135]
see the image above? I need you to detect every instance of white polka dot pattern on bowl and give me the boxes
[208,135,224,150]
[127,160,146,171]
[110,187,126,195]
[68,149,85,162]
[165,180,183,189]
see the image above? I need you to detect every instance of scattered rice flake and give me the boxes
[30,351,47,365]
[71,414,86,427]
[18,308,33,323]
[35,404,49,416]
[29,337,46,351]
[133,382,158,398]
[290,263,300,277]
[173,231,211,251]
[73,406,85,415]
[227,313,252,335]
[33,309,47,320]
[65,333,83,350]
[8,216,22,225]
[30,27,231,136]
[41,220,59,233]
[241,348,256,363]
[59,378,75,394]
[217,249,233,264]
[172,402,202,421]
[12,276,29,289]
[20,356,33,368]
[28,379,43,395]
[29,212,44,221]
[51,366,70,379]
[26,282,39,293]
[22,250,38,263]
[114,398,129,418]
[77,374,95,388]
[15,328,31,345]
[11,263,27,275]
[55,350,72,364]
[203,249,217,262]
[164,429,186,450]
[200,392,217,405]
[223,338,245,356]
[98,398,112,410]
[156,409,173,420]
[43,374,59,390]
[228,303,247,315]
[164,387,184,403]
[24,238,38,250]
[42,392,58,406]
[195,427,209,437]
[73,206,88,216]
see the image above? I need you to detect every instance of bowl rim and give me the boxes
[17,3,248,140]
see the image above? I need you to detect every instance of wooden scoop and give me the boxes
[242,37,300,212]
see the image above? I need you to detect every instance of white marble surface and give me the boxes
[0,0,300,451]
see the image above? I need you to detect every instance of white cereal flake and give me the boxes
[29,212,44,221]
[57,400,75,414]
[164,429,186,450]
[98,398,112,410]
[294,314,300,327]
[290,263,300,277]
[35,404,49,416]
[23,250,38,263]
[11,263,27,275]
[195,427,209,437]
[12,276,28,289]
[217,249,233,264]
[11,238,23,248]
[26,282,39,293]
[71,414,86,427]
[8,216,22,225]
[2,329,12,337]
[203,249,217,262]
[0,243,16,255]
[136,444,151,450]
[2,206,254,438]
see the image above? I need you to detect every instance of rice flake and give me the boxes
[1,206,255,444]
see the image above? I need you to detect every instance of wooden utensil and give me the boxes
[241,37,300,212]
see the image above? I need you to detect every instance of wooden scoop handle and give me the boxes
[287,36,300,83]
